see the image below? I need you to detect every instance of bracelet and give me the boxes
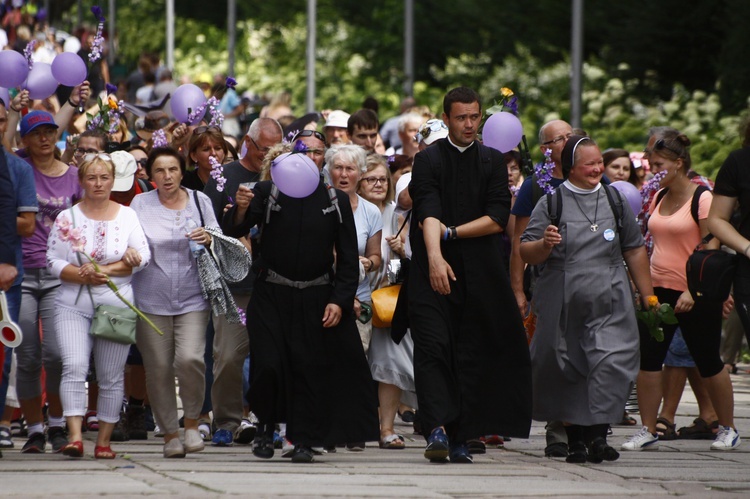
[9,104,20,113]
[67,97,78,107]
[744,243,750,257]
[450,226,458,240]
[443,228,450,241]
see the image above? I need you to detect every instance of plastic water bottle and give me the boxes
[185,217,204,258]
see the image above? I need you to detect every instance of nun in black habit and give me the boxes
[223,160,379,463]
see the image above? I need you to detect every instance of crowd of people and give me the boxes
[0,5,749,466]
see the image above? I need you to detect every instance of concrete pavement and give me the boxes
[2,366,750,498]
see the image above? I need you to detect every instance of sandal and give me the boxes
[618,412,638,426]
[94,445,116,459]
[85,411,99,432]
[62,441,84,458]
[379,433,405,449]
[655,417,677,440]
[677,418,719,440]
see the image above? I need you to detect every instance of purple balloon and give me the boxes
[610,180,642,216]
[0,50,29,88]
[0,87,9,108]
[482,111,523,153]
[270,152,320,198]
[23,63,59,100]
[171,84,207,125]
[51,52,87,87]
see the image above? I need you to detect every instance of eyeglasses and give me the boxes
[542,133,572,146]
[653,138,682,157]
[291,129,327,145]
[249,136,271,154]
[82,152,112,163]
[193,125,221,135]
[361,176,387,185]
[74,147,101,156]
[135,158,148,168]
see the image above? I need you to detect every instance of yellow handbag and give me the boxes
[371,284,401,328]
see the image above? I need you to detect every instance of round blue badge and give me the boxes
[603,228,615,241]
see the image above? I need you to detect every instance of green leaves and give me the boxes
[636,303,678,342]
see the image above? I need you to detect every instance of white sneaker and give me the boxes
[163,438,186,458]
[281,438,295,458]
[184,429,205,453]
[621,426,658,451]
[154,424,165,438]
[711,425,740,451]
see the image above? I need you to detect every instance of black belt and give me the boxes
[263,269,331,289]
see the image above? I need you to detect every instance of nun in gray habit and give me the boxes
[520,136,655,464]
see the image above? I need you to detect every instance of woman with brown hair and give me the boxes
[182,126,227,191]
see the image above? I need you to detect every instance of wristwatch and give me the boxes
[449,226,458,240]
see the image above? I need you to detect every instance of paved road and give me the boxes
[2,367,750,498]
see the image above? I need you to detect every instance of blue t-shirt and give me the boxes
[510,176,565,218]
[6,151,38,285]
[353,195,383,302]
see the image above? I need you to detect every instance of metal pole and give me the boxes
[108,0,116,66]
[403,0,414,97]
[166,0,175,70]
[228,0,236,76]
[77,0,83,27]
[306,0,316,113]
[570,0,584,129]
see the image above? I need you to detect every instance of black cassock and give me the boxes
[408,140,532,442]
[224,180,379,446]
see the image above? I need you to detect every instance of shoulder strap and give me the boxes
[547,190,562,228]
[324,179,343,223]
[531,174,543,207]
[655,187,668,209]
[192,190,205,227]
[395,210,411,237]
[602,184,624,233]
[691,185,710,225]
[265,183,281,224]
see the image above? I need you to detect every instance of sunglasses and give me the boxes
[291,129,327,145]
[418,120,448,141]
[193,125,222,135]
[82,152,112,163]
[135,158,148,168]
[653,138,682,157]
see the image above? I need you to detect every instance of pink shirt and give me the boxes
[648,188,712,291]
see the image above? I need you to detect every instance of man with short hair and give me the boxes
[408,87,531,464]
[203,117,283,446]
[380,96,416,150]
[323,110,350,146]
[291,129,327,170]
[385,112,423,159]
[348,109,379,152]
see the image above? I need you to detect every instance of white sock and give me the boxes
[48,416,65,428]
[27,422,44,436]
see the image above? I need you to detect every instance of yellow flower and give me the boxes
[647,295,659,308]
[500,87,514,97]
[107,95,118,110]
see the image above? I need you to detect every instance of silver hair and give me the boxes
[325,144,368,173]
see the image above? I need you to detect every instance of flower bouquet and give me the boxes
[636,295,677,342]
[56,216,163,336]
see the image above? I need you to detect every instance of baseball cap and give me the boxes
[110,151,137,192]
[20,111,59,137]
[324,110,350,129]
[395,171,412,208]
[417,119,448,145]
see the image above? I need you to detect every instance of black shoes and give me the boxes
[565,441,587,463]
[47,426,69,453]
[587,437,620,463]
[291,445,315,463]
[544,442,569,457]
[110,411,130,442]
[126,405,148,440]
[21,432,46,453]
[252,424,275,459]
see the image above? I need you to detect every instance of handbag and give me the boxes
[686,234,737,302]
[371,211,411,328]
[89,304,138,345]
[371,284,401,328]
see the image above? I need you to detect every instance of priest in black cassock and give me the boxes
[223,155,379,463]
[408,87,532,463]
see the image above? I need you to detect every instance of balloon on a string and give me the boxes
[610,180,643,216]
[51,52,87,87]
[24,63,59,100]
[270,152,320,198]
[482,111,523,153]
[171,84,206,125]
[0,50,29,88]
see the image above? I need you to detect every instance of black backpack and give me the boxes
[546,183,626,232]
[653,185,710,226]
